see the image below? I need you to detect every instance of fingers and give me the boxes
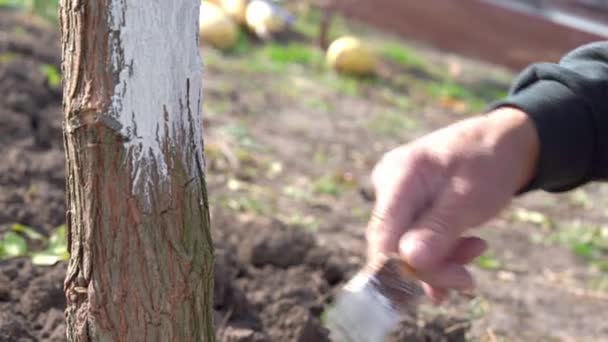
[417,263,474,290]
[366,203,412,258]
[449,236,488,264]
[367,163,433,257]
[399,179,474,272]
[399,214,458,272]
[416,237,486,304]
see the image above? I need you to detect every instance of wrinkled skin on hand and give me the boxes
[367,108,539,303]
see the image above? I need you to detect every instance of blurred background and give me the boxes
[0,0,607,341]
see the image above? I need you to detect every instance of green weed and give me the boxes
[551,221,608,273]
[312,173,356,197]
[321,72,361,96]
[223,123,250,142]
[303,97,333,112]
[512,208,553,229]
[0,0,58,22]
[228,30,252,55]
[378,88,411,110]
[471,82,509,103]
[368,110,417,137]
[467,296,490,320]
[0,231,28,259]
[222,123,264,150]
[201,47,223,68]
[31,224,69,266]
[11,223,44,240]
[261,43,323,66]
[313,175,342,196]
[228,42,323,74]
[241,53,284,74]
[203,98,230,118]
[221,195,269,215]
[282,185,312,201]
[379,41,427,71]
[203,39,277,74]
[475,252,503,271]
[281,214,320,231]
[40,63,61,87]
[426,81,486,112]
[0,224,68,265]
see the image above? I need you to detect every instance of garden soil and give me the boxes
[0,9,468,342]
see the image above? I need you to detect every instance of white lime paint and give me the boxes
[108,0,205,186]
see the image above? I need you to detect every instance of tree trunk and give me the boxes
[59,1,214,341]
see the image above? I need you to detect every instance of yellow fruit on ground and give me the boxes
[245,0,285,38]
[199,1,239,50]
[326,36,376,76]
[221,0,248,24]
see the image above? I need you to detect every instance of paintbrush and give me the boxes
[325,254,424,342]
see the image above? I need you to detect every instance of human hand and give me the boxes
[367,107,539,302]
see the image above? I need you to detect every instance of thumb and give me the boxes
[367,166,435,258]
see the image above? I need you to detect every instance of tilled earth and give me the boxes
[0,9,468,342]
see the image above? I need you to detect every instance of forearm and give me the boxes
[490,42,608,192]
[485,107,539,192]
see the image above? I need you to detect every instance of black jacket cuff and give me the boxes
[490,80,594,193]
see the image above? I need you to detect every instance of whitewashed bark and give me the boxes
[60,1,214,341]
[107,0,205,194]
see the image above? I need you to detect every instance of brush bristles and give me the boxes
[325,257,423,341]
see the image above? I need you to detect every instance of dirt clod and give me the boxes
[238,221,315,268]
[268,306,330,342]
[0,259,67,342]
[306,248,351,286]
[388,316,470,342]
[0,311,34,342]
[22,269,66,320]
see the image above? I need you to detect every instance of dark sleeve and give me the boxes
[490,41,608,193]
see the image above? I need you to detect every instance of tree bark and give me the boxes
[59,1,214,341]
